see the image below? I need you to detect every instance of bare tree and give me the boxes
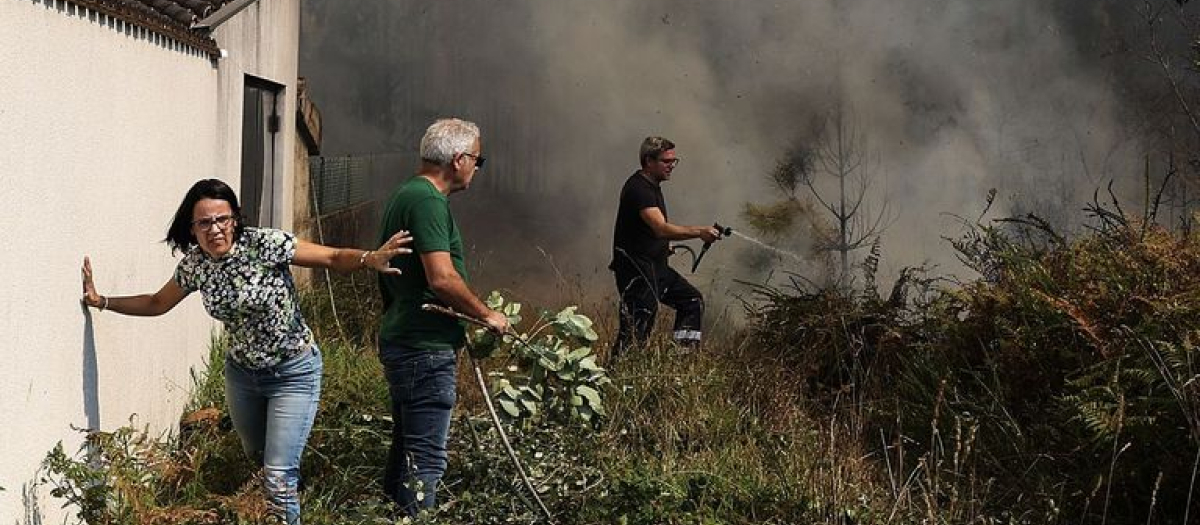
[742,103,893,287]
[1125,1,1200,229]
[803,103,894,285]
[1142,0,1200,149]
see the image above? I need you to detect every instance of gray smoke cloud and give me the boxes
[300,0,1190,306]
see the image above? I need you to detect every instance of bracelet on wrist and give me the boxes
[358,250,372,268]
[99,296,109,312]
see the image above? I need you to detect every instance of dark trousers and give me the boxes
[612,257,704,359]
[377,345,457,517]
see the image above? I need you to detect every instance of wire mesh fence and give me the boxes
[310,155,370,215]
[306,153,409,248]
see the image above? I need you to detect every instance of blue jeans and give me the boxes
[378,345,458,516]
[225,347,323,525]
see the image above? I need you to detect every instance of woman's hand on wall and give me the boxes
[81,257,104,309]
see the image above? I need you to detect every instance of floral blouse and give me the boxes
[173,227,314,369]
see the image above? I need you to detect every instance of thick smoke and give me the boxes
[300,0,1192,305]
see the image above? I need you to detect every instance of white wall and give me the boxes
[214,0,301,233]
[0,0,300,521]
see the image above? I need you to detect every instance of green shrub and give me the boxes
[743,206,1200,523]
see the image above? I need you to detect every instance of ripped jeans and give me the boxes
[225,347,323,525]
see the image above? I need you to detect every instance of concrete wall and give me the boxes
[292,142,317,286]
[213,0,301,233]
[292,79,324,286]
[0,0,300,521]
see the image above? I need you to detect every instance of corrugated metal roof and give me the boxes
[60,0,234,57]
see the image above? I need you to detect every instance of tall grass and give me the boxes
[42,272,913,524]
[42,209,1200,524]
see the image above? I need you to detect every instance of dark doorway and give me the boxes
[241,76,283,227]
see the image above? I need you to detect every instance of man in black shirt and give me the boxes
[610,136,722,359]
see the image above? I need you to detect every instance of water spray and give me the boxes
[420,303,556,524]
[673,223,809,270]
[728,230,807,263]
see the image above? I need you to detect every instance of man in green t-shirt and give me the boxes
[376,118,509,516]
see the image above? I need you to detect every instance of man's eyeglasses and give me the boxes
[192,214,234,231]
[658,157,681,166]
[461,152,487,169]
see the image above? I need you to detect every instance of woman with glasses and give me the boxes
[80,178,412,525]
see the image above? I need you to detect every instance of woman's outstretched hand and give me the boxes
[81,257,103,309]
[364,231,414,275]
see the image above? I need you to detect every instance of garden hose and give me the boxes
[421,303,556,523]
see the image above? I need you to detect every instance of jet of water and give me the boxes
[729,230,807,263]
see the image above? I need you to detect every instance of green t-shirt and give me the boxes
[378,176,468,351]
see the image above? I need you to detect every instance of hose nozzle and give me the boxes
[691,222,732,273]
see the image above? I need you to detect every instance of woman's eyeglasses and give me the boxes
[192,214,234,231]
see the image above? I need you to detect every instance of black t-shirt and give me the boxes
[612,171,669,266]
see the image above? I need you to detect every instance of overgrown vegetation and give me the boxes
[744,189,1200,523]
[42,275,856,524]
[40,192,1200,523]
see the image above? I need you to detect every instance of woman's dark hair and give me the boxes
[164,179,245,255]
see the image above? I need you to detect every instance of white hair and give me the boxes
[419,118,480,166]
